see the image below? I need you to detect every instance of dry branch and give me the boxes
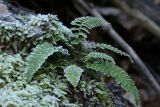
[113,0,160,39]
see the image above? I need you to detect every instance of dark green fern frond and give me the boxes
[85,52,115,65]
[25,42,64,82]
[71,16,110,38]
[86,61,139,105]
[93,43,133,62]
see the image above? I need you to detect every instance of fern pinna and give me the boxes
[64,65,83,87]
[22,15,140,106]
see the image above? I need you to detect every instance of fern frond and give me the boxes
[86,61,139,105]
[25,42,63,82]
[71,16,110,38]
[93,43,133,62]
[64,65,83,87]
[85,52,115,65]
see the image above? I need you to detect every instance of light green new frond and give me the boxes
[71,16,110,38]
[25,42,62,82]
[64,65,83,87]
[85,52,115,65]
[86,61,139,105]
[93,43,133,62]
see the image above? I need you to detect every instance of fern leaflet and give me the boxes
[93,43,133,62]
[85,52,115,65]
[64,65,83,87]
[86,61,139,105]
[25,42,63,82]
[71,16,110,38]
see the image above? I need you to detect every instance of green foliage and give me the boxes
[0,74,80,107]
[85,52,115,65]
[71,16,110,39]
[86,61,139,105]
[92,43,133,62]
[0,21,26,44]
[79,80,115,107]
[64,65,83,87]
[25,42,63,82]
[0,14,140,106]
[0,53,24,87]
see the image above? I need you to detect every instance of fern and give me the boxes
[0,13,140,106]
[64,65,83,87]
[71,16,110,38]
[92,43,133,62]
[25,42,63,82]
[86,61,139,105]
[85,52,115,65]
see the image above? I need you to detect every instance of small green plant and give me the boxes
[0,14,140,106]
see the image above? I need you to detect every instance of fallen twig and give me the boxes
[95,7,121,16]
[113,0,160,39]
